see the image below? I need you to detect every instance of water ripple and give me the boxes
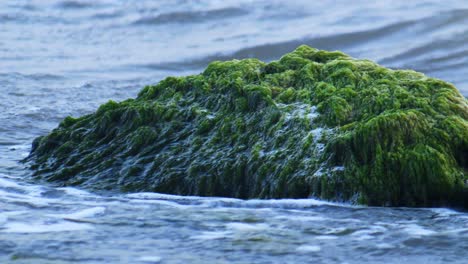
[0,0,467,263]
[133,7,248,25]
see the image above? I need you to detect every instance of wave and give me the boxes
[380,30,468,65]
[0,72,65,81]
[91,10,124,20]
[133,7,248,25]
[416,8,468,33]
[56,0,95,10]
[134,20,417,71]
[131,9,468,95]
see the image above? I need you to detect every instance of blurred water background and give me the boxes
[1,1,467,263]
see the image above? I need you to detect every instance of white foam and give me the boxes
[48,206,106,219]
[26,106,41,112]
[26,185,50,197]
[296,245,321,253]
[244,198,336,208]
[404,224,436,236]
[351,225,387,240]
[313,167,325,177]
[0,176,50,199]
[56,187,94,197]
[278,103,319,123]
[138,256,162,263]
[430,208,460,217]
[226,222,269,232]
[334,218,363,223]
[128,198,190,209]
[375,243,395,249]
[275,215,329,222]
[258,149,282,158]
[2,221,93,233]
[309,128,324,139]
[313,165,345,177]
[0,190,51,207]
[315,143,325,153]
[127,192,258,209]
[126,192,202,201]
[315,235,338,240]
[0,177,23,188]
[438,228,468,235]
[331,166,345,172]
[191,231,230,240]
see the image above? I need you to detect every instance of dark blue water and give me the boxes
[1,1,467,263]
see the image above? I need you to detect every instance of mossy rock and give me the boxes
[25,45,468,209]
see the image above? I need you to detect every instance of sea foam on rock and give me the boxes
[26,45,468,208]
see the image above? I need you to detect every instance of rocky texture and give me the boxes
[26,45,468,208]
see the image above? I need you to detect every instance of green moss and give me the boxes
[25,45,468,209]
[318,96,352,126]
[278,87,296,103]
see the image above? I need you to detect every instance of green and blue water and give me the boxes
[1,1,467,263]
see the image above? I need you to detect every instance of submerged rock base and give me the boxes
[26,45,468,208]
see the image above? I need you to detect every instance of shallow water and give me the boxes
[1,0,467,263]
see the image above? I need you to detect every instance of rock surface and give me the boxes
[26,45,468,208]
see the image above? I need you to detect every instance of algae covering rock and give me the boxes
[26,45,468,208]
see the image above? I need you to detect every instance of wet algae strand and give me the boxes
[26,45,468,208]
